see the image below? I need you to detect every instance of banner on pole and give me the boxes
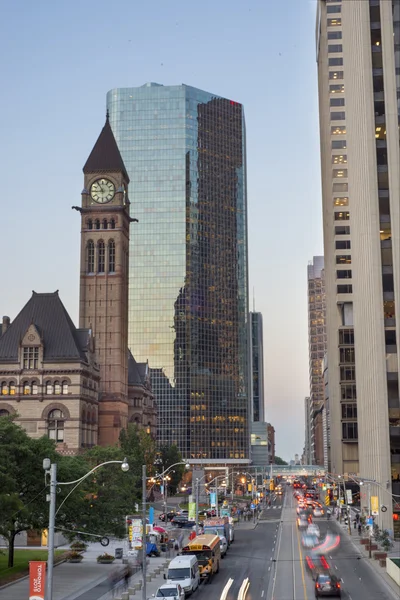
[371,495,379,516]
[210,492,217,508]
[188,502,196,521]
[29,561,46,600]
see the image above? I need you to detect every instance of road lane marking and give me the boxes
[220,577,234,600]
[291,522,296,599]
[238,577,250,600]
[261,590,264,597]
[296,518,308,600]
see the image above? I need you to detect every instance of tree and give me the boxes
[0,416,86,567]
[274,456,288,466]
[157,444,185,494]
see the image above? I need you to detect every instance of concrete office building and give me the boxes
[316,0,400,526]
[307,257,327,465]
[107,83,250,463]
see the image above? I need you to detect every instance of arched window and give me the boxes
[54,381,61,395]
[1,382,8,395]
[87,241,95,273]
[0,409,10,417]
[31,382,38,395]
[110,219,116,229]
[9,382,15,395]
[103,219,108,229]
[95,219,100,230]
[62,381,69,395]
[48,409,64,442]
[108,240,116,273]
[88,219,93,230]
[98,241,105,273]
[46,381,53,394]
[23,381,30,395]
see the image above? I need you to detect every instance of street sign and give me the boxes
[346,489,353,505]
[250,503,255,510]
[325,495,330,506]
[367,516,373,527]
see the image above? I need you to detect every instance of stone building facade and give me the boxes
[0,116,156,452]
[0,293,100,455]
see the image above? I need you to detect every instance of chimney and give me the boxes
[2,316,10,335]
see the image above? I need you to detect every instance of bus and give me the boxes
[181,534,221,581]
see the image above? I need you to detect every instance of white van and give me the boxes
[164,555,200,595]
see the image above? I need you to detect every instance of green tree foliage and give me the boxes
[274,456,288,465]
[0,416,87,567]
[157,445,185,494]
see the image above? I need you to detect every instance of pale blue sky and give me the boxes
[0,0,322,461]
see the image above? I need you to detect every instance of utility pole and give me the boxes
[368,483,372,559]
[195,478,199,535]
[45,462,57,600]
[142,464,147,600]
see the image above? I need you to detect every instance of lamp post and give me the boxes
[43,457,129,600]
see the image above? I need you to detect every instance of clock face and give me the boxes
[90,178,115,203]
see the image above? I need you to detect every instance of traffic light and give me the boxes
[393,514,399,521]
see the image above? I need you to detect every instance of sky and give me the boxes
[0,0,323,462]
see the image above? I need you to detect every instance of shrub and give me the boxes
[67,551,83,561]
[97,553,115,562]
[70,541,87,550]
[380,529,394,553]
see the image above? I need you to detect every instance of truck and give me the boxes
[203,517,231,547]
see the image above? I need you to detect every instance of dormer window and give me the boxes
[23,347,39,369]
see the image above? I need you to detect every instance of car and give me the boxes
[315,573,341,597]
[297,516,309,530]
[314,507,324,518]
[301,533,319,549]
[159,511,176,522]
[154,583,186,600]
[305,555,331,581]
[307,523,320,537]
[219,535,228,557]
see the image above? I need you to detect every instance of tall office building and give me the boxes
[304,396,312,465]
[249,312,265,422]
[307,257,327,465]
[107,83,250,464]
[316,0,400,526]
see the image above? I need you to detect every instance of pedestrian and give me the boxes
[353,518,357,529]
[358,523,362,535]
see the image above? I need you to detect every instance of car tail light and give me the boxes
[316,583,320,588]
[337,583,341,588]
[320,556,329,569]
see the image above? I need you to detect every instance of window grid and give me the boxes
[23,347,39,369]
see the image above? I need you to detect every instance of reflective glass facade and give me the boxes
[107,83,249,461]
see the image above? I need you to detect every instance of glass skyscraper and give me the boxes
[107,83,250,463]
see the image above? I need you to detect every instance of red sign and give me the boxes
[29,561,46,600]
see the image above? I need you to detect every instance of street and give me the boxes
[266,490,399,600]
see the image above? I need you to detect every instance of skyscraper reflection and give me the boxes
[107,83,249,462]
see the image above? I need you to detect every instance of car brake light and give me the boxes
[337,583,341,588]
[316,583,320,588]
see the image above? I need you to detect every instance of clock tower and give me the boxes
[77,113,134,446]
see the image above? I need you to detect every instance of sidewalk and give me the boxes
[0,538,183,600]
[333,514,400,597]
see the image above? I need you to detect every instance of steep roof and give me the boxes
[83,114,129,182]
[128,350,147,386]
[0,291,88,362]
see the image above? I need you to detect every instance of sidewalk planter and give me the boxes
[386,558,400,586]
[97,553,116,564]
[373,551,387,561]
[70,541,88,552]
[66,551,83,563]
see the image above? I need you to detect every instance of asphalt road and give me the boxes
[191,496,284,600]
[266,489,399,600]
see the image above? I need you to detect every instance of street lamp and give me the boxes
[43,457,129,600]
